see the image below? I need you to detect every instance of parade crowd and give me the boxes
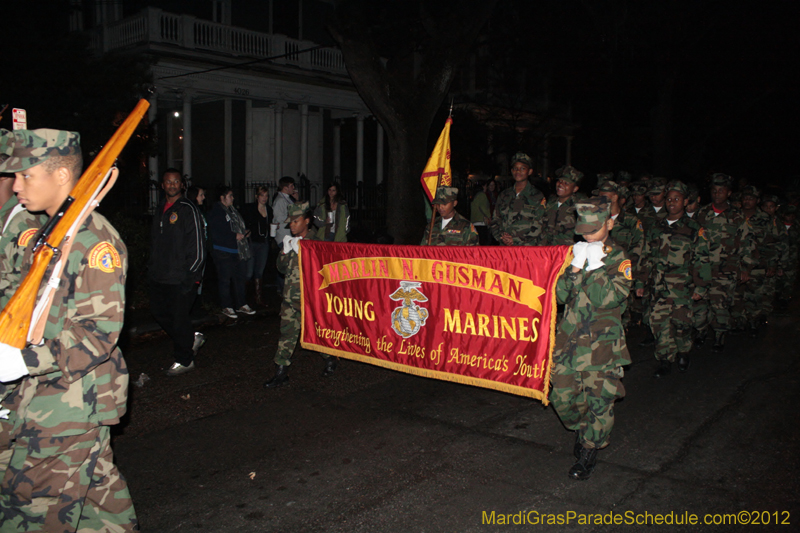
[0,125,798,530]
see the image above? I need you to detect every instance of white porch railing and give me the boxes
[98,7,347,75]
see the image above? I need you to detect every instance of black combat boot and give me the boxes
[653,360,672,378]
[694,329,707,347]
[712,331,726,352]
[639,329,656,347]
[573,432,582,459]
[569,446,598,481]
[678,352,691,373]
[321,357,338,377]
[264,364,289,389]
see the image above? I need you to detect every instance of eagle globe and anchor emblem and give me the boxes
[389,281,429,338]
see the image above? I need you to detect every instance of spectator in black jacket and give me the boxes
[149,169,207,376]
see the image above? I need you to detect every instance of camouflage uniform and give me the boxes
[0,129,137,531]
[693,177,755,338]
[0,208,45,488]
[732,187,778,330]
[489,176,546,246]
[421,187,478,246]
[595,180,645,327]
[542,166,583,246]
[274,205,327,367]
[550,198,631,452]
[640,183,711,362]
[776,208,800,304]
[638,177,669,232]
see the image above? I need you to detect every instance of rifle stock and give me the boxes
[0,99,149,349]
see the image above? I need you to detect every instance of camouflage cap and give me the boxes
[740,185,760,199]
[285,201,310,222]
[761,194,780,205]
[432,186,458,205]
[0,128,81,173]
[0,129,14,163]
[617,171,632,185]
[592,180,620,196]
[648,177,667,195]
[510,152,533,169]
[711,173,732,189]
[630,180,649,196]
[780,204,797,216]
[558,165,584,185]
[574,196,611,235]
[686,183,700,201]
[665,180,689,197]
[617,184,630,199]
[596,172,614,186]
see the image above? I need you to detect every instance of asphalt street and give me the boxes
[113,302,800,532]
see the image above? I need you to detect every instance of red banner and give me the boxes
[300,242,572,403]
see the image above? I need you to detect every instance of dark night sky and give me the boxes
[508,0,800,188]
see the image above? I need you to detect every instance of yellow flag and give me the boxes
[420,117,452,201]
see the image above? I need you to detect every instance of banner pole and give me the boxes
[426,170,443,245]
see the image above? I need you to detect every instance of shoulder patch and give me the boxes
[169,211,179,224]
[698,227,706,239]
[618,259,632,280]
[88,241,122,273]
[17,228,38,248]
[541,198,546,206]
[636,219,643,231]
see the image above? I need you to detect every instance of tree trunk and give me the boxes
[385,124,429,244]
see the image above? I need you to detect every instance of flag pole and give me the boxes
[426,170,443,246]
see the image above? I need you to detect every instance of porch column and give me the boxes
[376,121,384,185]
[356,114,364,183]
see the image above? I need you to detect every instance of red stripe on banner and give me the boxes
[299,242,572,403]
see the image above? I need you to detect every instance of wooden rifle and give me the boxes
[0,99,149,348]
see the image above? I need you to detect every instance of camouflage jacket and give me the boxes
[0,209,44,406]
[743,209,779,271]
[554,240,632,371]
[610,210,645,286]
[781,223,800,272]
[638,204,668,232]
[3,213,129,438]
[489,182,546,245]
[420,212,478,246]
[640,215,711,301]
[542,195,578,246]
[695,203,755,276]
[278,232,320,308]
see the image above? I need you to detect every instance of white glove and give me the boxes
[585,241,607,271]
[0,342,29,383]
[0,408,9,420]
[571,242,590,270]
[283,235,301,254]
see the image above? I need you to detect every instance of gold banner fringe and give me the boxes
[300,243,574,405]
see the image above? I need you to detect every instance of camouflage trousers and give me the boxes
[732,269,767,328]
[775,268,798,303]
[273,300,329,367]
[693,273,737,334]
[0,426,138,532]
[549,364,625,449]
[650,300,693,361]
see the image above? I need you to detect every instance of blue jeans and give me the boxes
[212,250,247,309]
[246,241,270,280]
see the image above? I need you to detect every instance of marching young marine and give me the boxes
[550,197,631,481]
[0,129,137,531]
